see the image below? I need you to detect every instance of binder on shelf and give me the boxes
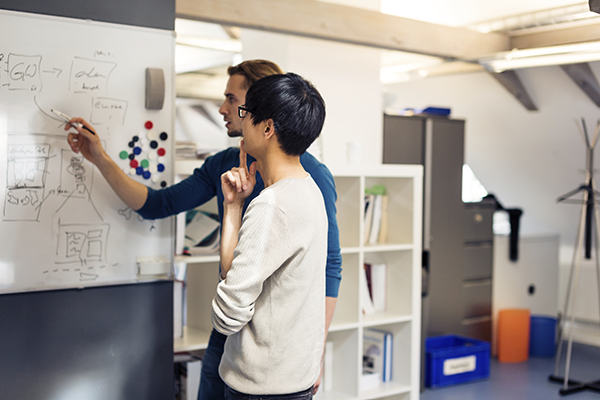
[364,194,375,244]
[368,195,383,245]
[361,264,376,315]
[363,262,387,312]
[363,328,393,383]
[377,195,389,243]
[370,263,387,312]
[364,185,388,245]
[183,209,220,255]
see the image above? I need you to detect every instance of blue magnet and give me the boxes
[157,163,165,172]
[136,166,144,175]
[133,146,142,155]
[143,171,151,180]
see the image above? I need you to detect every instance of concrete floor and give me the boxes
[421,342,600,400]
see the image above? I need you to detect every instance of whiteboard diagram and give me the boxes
[0,10,174,293]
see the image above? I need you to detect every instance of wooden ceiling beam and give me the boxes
[176,0,510,61]
[511,21,600,50]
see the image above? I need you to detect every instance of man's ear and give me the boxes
[264,119,275,139]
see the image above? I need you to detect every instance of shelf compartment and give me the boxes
[360,321,413,394]
[318,328,360,399]
[332,253,360,327]
[364,177,414,246]
[334,176,361,248]
[174,326,211,352]
[184,261,220,350]
[363,250,414,319]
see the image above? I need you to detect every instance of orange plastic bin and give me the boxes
[497,309,530,363]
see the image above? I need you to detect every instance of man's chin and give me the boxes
[227,130,242,138]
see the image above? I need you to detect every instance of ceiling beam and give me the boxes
[561,63,600,107]
[488,70,538,111]
[511,21,600,50]
[176,0,510,61]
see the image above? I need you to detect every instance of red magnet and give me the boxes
[157,148,166,156]
[144,120,153,130]
[130,159,139,168]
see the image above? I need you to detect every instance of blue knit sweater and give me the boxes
[138,147,342,297]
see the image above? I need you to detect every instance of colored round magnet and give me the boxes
[132,135,139,142]
[150,140,158,149]
[130,159,139,168]
[128,141,135,148]
[136,166,144,175]
[133,146,142,155]
[128,153,135,160]
[143,171,151,180]
[119,150,129,160]
[157,163,165,172]
[140,159,149,168]
[160,181,167,188]
[145,121,153,129]
[160,132,168,141]
[157,148,166,156]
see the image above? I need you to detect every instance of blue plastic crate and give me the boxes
[425,335,490,388]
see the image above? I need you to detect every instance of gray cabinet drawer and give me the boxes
[464,243,493,280]
[461,316,492,342]
[463,281,492,318]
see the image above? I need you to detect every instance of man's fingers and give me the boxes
[239,140,247,170]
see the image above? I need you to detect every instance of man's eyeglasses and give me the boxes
[238,105,254,119]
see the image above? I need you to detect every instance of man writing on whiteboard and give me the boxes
[65,59,342,398]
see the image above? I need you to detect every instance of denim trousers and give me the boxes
[225,386,313,400]
[198,329,227,400]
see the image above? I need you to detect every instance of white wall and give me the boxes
[385,64,600,250]
[384,63,600,341]
[240,0,382,166]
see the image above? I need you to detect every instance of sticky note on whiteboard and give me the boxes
[136,255,171,277]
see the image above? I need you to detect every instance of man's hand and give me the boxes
[65,118,104,165]
[221,140,256,205]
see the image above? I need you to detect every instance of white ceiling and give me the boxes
[380,0,587,27]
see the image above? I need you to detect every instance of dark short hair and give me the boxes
[227,60,284,90]
[244,73,326,156]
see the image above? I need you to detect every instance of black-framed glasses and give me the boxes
[238,105,254,119]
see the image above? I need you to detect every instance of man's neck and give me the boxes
[256,151,307,187]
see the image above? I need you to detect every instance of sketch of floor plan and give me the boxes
[3,143,50,221]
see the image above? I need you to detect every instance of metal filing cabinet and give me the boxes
[462,200,495,341]
[383,114,466,337]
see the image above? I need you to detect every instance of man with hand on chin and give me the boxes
[213,73,327,398]
[65,60,341,398]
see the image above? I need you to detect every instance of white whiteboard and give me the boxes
[0,10,175,293]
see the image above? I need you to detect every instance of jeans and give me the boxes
[225,386,313,400]
[198,329,227,400]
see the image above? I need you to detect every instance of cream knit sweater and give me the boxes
[211,175,328,395]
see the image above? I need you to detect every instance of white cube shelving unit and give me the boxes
[174,161,423,400]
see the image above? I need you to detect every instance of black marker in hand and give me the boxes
[51,109,96,135]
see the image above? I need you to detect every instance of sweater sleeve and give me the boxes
[310,164,342,298]
[136,152,221,220]
[211,200,291,336]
